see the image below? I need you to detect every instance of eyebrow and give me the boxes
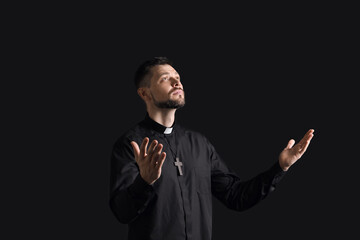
[159,72,169,77]
[158,72,180,78]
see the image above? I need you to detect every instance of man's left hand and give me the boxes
[279,129,314,171]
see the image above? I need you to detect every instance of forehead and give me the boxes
[151,64,179,77]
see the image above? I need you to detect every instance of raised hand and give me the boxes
[279,129,314,171]
[131,137,167,185]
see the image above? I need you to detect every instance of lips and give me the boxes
[171,89,183,95]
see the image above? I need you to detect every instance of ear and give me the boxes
[137,87,151,102]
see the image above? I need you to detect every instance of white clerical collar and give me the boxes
[164,127,173,134]
[144,113,176,134]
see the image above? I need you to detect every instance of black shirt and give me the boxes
[109,114,286,240]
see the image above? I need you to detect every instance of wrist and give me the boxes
[140,172,155,185]
[278,161,290,172]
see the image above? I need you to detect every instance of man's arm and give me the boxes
[109,137,166,224]
[210,129,314,211]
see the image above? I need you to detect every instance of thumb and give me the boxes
[130,141,140,159]
[286,139,295,149]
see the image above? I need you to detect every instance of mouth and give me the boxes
[171,89,183,95]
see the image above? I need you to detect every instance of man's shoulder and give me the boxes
[177,124,208,142]
[121,122,144,137]
[113,121,145,146]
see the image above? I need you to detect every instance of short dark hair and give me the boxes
[134,57,173,89]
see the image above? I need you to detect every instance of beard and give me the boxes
[151,92,185,109]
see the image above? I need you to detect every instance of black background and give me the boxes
[4,2,359,240]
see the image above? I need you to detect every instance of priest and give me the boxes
[109,57,314,240]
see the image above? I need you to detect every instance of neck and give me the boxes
[147,107,176,127]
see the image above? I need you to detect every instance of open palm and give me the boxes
[279,129,314,171]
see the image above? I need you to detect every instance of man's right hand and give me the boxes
[131,137,167,185]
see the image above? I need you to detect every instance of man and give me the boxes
[109,57,314,240]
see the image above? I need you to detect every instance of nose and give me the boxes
[172,78,183,89]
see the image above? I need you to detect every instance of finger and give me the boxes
[300,129,314,143]
[151,144,164,166]
[147,140,159,160]
[286,139,295,149]
[156,152,167,170]
[130,141,140,159]
[304,128,314,139]
[299,134,314,154]
[140,137,149,157]
[307,129,315,134]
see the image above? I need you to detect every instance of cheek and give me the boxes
[151,86,170,100]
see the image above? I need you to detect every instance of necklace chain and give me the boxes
[163,133,177,160]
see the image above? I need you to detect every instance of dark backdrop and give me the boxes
[4,3,359,240]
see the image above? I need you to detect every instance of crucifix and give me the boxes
[174,157,183,176]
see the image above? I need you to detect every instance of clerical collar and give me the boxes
[143,113,175,135]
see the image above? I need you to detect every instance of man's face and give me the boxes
[148,64,185,109]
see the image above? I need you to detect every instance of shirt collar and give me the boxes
[143,113,175,135]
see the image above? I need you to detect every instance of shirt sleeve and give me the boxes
[208,138,286,211]
[109,136,155,224]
